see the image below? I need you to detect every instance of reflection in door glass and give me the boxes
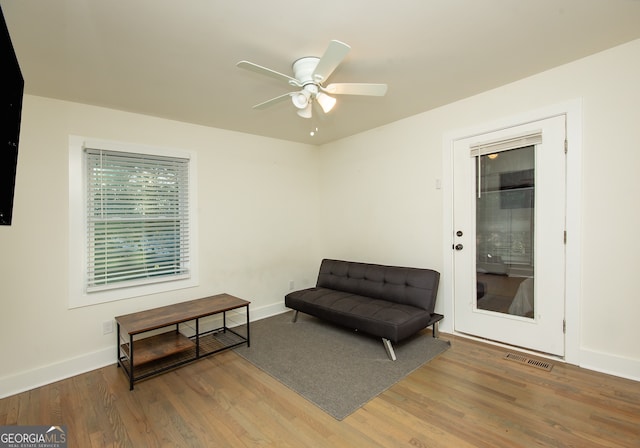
[475,145,535,318]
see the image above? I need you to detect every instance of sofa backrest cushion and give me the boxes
[316,259,440,313]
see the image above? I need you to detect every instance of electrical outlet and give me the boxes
[289,280,295,290]
[102,320,114,335]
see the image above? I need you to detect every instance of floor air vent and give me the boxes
[504,352,553,371]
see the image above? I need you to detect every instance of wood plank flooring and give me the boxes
[1,334,638,447]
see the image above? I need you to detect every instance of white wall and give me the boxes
[0,98,321,397]
[2,39,639,397]
[320,39,640,380]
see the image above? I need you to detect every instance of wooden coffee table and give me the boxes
[115,293,250,390]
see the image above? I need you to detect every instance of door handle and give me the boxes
[454,244,463,251]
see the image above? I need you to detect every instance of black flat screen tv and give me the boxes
[0,5,23,226]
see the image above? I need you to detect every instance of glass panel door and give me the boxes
[452,114,566,356]
[476,145,535,318]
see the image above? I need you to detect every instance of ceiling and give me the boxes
[2,0,640,146]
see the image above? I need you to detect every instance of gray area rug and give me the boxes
[233,311,450,420]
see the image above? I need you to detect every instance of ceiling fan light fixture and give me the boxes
[316,92,336,113]
[291,91,310,109]
[297,103,312,118]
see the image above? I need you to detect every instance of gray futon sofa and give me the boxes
[284,259,443,360]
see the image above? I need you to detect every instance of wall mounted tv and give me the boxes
[0,5,23,226]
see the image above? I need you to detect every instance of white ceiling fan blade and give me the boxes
[312,40,350,84]
[324,83,388,96]
[237,61,301,87]
[252,92,293,110]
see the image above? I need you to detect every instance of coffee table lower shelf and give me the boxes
[118,328,248,387]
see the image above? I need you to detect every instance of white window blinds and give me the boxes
[85,148,190,291]
[470,131,542,157]
[470,131,542,199]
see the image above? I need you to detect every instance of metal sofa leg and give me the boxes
[432,321,439,338]
[382,338,397,361]
[291,310,299,323]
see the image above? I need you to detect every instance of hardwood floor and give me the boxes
[1,334,638,447]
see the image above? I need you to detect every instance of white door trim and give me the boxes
[441,99,583,364]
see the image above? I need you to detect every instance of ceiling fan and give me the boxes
[237,40,388,119]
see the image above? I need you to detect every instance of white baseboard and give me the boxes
[246,301,290,321]
[578,348,640,382]
[0,347,115,399]
[0,302,291,399]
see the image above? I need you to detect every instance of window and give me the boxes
[69,137,198,308]
[86,148,190,290]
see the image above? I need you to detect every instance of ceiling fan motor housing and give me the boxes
[292,57,321,85]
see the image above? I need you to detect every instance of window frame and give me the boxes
[68,136,199,308]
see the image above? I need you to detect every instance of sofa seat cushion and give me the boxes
[285,287,433,343]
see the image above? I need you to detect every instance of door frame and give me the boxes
[441,99,583,363]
